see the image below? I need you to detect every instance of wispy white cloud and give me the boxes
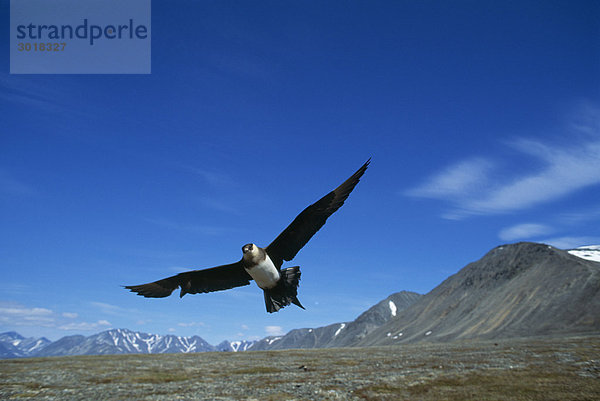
[406,107,600,219]
[62,312,79,319]
[0,283,31,295]
[197,196,241,215]
[499,223,553,241]
[540,236,600,249]
[176,164,236,188]
[244,335,263,341]
[0,302,114,333]
[90,301,136,316]
[0,76,61,111]
[0,76,98,135]
[265,325,284,336]
[177,321,206,328]
[0,304,55,327]
[406,158,494,200]
[0,75,91,117]
[58,320,111,331]
[466,140,600,215]
[558,207,600,225]
[193,169,235,187]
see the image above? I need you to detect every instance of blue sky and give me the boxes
[1,1,599,344]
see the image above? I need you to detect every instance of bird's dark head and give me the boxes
[242,243,263,263]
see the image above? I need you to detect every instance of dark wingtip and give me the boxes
[123,283,174,298]
[293,297,305,310]
[357,158,371,175]
[123,285,143,296]
[346,158,370,185]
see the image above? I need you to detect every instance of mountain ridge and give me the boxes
[2,242,598,358]
[358,242,600,346]
[249,290,422,350]
[0,332,51,358]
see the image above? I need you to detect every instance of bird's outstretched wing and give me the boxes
[124,261,252,298]
[266,159,370,268]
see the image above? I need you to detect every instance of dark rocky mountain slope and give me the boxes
[359,242,600,346]
[249,291,422,350]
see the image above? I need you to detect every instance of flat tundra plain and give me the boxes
[1,336,599,400]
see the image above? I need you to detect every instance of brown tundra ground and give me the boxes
[1,335,599,400]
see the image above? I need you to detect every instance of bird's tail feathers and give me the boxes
[264,266,305,313]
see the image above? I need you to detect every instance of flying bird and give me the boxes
[125,159,370,313]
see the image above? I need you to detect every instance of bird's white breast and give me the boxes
[245,254,280,289]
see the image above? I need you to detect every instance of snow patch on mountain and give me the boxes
[568,245,600,262]
[334,323,346,336]
[389,300,397,317]
[267,337,282,345]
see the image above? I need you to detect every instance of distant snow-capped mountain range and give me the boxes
[0,329,255,359]
[0,332,51,358]
[0,290,418,359]
[2,243,598,359]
